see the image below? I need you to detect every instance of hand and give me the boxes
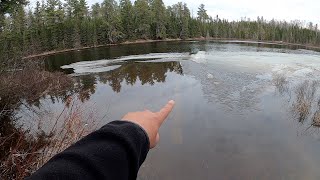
[121,100,175,149]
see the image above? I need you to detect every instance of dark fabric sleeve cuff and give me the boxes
[101,120,150,166]
[119,120,150,149]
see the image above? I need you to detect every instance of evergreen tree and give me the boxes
[133,0,151,39]
[197,4,208,37]
[0,0,27,14]
[101,0,122,43]
[1,0,320,65]
[120,0,134,39]
[150,0,167,39]
[167,2,190,39]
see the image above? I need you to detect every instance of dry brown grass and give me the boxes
[312,111,320,127]
[38,97,97,165]
[0,62,72,119]
[0,97,97,180]
[311,98,320,127]
[292,80,320,123]
[0,48,98,179]
[272,73,289,94]
[292,81,312,123]
[0,60,96,179]
[293,98,311,123]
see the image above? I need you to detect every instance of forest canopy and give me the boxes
[0,0,319,63]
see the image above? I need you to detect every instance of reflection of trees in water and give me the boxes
[0,67,76,178]
[74,61,183,95]
[1,61,183,116]
[74,75,97,102]
[0,60,164,177]
[273,74,320,128]
[21,61,184,104]
[0,69,74,146]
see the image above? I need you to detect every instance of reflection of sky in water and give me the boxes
[21,42,320,179]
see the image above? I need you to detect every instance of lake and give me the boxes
[37,41,320,179]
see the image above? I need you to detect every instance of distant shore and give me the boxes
[22,38,320,59]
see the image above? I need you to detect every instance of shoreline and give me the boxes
[22,38,320,59]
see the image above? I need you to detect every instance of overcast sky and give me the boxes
[29,0,320,25]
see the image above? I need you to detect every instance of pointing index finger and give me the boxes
[157,100,175,125]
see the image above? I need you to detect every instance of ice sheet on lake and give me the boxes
[61,53,189,74]
[73,65,122,74]
[183,46,320,112]
[190,51,207,64]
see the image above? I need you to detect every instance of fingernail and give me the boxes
[169,100,175,104]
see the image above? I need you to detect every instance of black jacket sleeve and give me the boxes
[26,120,150,180]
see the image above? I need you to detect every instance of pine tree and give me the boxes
[150,0,166,39]
[101,0,122,43]
[120,0,134,39]
[168,2,190,39]
[197,4,208,37]
[180,3,190,39]
[133,0,151,39]
[1,0,320,64]
[0,0,28,14]
[91,3,101,46]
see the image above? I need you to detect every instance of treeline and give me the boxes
[1,0,320,61]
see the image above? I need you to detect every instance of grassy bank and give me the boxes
[0,62,98,179]
[0,96,97,180]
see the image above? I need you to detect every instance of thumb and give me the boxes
[151,133,160,149]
